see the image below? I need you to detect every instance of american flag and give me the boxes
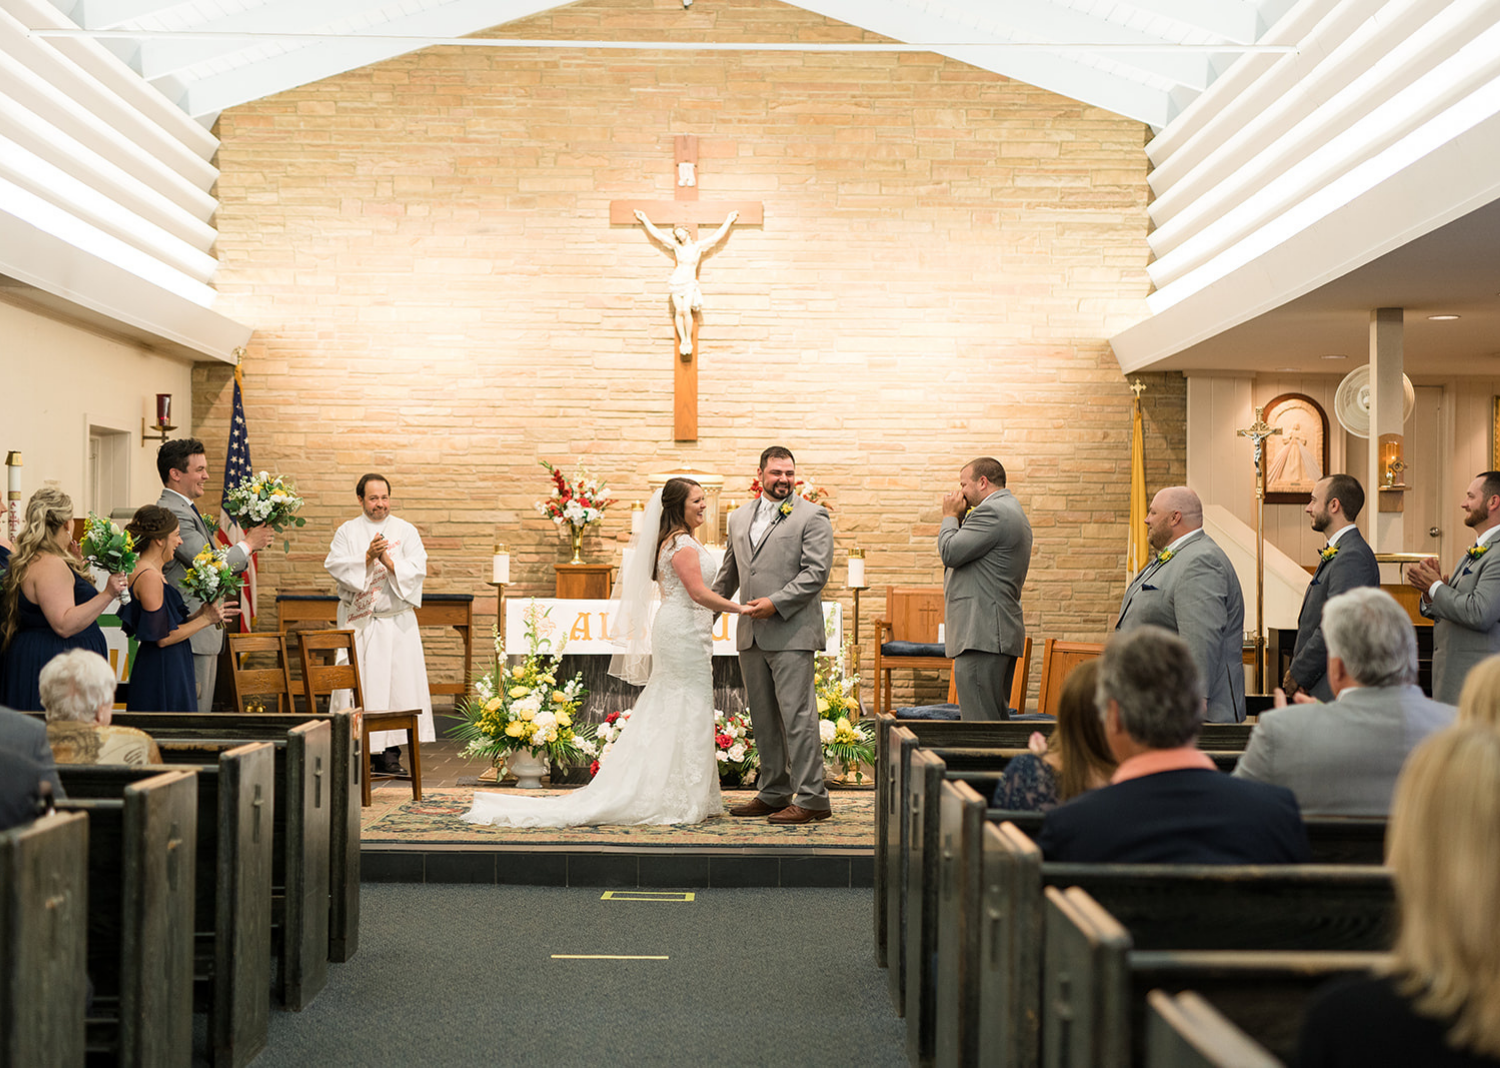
[217,366,257,631]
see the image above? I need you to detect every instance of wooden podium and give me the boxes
[554,564,613,600]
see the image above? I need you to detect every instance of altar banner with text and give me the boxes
[504,598,843,657]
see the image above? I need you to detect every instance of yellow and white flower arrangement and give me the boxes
[814,643,874,781]
[224,470,306,551]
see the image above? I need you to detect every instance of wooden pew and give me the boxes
[0,811,89,1068]
[59,747,275,1067]
[83,709,361,964]
[56,770,199,1066]
[1044,886,1388,1067]
[1145,990,1282,1068]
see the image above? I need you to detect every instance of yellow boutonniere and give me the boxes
[779,500,794,517]
[1320,545,1339,561]
[1157,548,1175,563]
[1468,545,1489,560]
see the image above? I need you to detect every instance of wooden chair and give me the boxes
[1034,638,1104,718]
[873,586,950,716]
[944,635,1033,715]
[295,630,422,807]
[226,633,297,714]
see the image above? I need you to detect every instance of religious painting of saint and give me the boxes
[1263,393,1330,503]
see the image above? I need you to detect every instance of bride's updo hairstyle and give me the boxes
[126,505,179,552]
[653,477,701,578]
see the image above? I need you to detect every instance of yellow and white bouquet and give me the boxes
[181,544,244,626]
[452,602,595,768]
[224,471,306,550]
[79,513,139,605]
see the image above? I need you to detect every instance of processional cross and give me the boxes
[1238,406,1282,694]
[610,136,764,442]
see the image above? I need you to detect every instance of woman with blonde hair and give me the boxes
[1455,654,1500,730]
[1296,724,1500,1066]
[0,486,128,711]
[992,660,1115,810]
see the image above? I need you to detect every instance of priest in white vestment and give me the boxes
[323,474,434,772]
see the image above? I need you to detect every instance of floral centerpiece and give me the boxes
[181,544,244,626]
[535,460,615,564]
[80,513,139,604]
[714,708,758,786]
[452,602,595,783]
[224,471,306,551]
[749,474,833,510]
[815,644,874,783]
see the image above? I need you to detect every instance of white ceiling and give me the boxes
[47,0,1296,127]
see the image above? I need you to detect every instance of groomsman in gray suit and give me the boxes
[712,447,834,824]
[1409,470,1500,703]
[938,457,1032,720]
[1236,587,1454,815]
[1116,486,1246,723]
[157,439,272,712]
[1284,474,1380,701]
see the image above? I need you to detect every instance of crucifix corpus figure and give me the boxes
[634,208,738,357]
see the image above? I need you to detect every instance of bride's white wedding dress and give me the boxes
[461,534,723,827]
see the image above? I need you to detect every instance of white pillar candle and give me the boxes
[491,546,510,585]
[848,555,866,589]
[631,502,644,535]
[937,623,945,644]
[5,452,20,540]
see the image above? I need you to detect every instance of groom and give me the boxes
[713,446,835,824]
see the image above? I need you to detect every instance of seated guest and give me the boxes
[993,660,1114,811]
[1234,587,1454,815]
[1295,725,1500,1067]
[0,487,128,711]
[118,506,229,711]
[1035,626,1310,864]
[0,704,64,798]
[0,749,55,832]
[41,649,161,766]
[1456,653,1500,730]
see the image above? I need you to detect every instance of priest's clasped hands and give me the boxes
[364,533,394,572]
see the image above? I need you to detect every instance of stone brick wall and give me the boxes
[202,0,1185,705]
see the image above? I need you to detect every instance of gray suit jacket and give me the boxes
[0,706,64,798]
[1422,541,1500,704]
[1289,527,1381,701]
[1233,685,1454,815]
[711,496,833,652]
[939,489,1032,658]
[158,489,251,656]
[1116,529,1246,723]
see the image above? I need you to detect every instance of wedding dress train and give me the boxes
[461,535,722,828]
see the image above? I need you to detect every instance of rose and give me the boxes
[819,719,836,743]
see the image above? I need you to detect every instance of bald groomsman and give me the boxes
[1284,474,1380,701]
[938,457,1032,720]
[1408,470,1500,703]
[1116,486,1246,723]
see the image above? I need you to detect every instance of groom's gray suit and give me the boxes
[713,494,834,813]
[158,488,253,711]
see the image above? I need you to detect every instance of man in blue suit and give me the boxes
[1284,474,1381,701]
[1036,626,1310,864]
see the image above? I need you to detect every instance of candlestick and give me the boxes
[847,546,867,590]
[491,544,510,585]
[631,501,644,535]
[5,451,20,541]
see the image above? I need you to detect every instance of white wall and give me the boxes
[2,298,195,519]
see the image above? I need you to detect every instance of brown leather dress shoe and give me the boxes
[766,804,833,825]
[728,797,788,817]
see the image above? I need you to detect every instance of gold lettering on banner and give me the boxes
[713,614,730,642]
[570,613,592,642]
[596,612,611,641]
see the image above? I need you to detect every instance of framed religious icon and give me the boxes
[1262,393,1330,503]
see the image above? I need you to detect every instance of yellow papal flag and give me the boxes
[1126,390,1149,575]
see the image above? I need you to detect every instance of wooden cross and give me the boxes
[610,136,763,442]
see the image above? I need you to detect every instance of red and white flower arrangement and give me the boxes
[535,460,615,530]
[748,475,833,510]
[588,709,632,777]
[714,708,758,785]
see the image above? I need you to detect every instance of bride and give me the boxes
[462,477,746,828]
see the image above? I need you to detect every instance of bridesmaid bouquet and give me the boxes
[224,471,306,551]
[182,545,244,627]
[80,513,139,605]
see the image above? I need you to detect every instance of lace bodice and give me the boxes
[656,534,714,620]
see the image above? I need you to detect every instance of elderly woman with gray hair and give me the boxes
[41,649,161,766]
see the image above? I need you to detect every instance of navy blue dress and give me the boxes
[118,577,196,712]
[992,753,1062,811]
[0,569,109,712]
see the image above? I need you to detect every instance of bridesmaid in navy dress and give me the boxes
[118,506,228,711]
[0,487,129,711]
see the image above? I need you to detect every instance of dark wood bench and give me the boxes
[80,709,361,964]
[59,743,274,1067]
[1145,990,1282,1068]
[55,769,199,1065]
[0,810,89,1067]
[1044,885,1388,1067]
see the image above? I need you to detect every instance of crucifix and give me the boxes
[610,136,763,441]
[1238,406,1282,694]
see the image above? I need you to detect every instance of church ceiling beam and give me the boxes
[72,0,187,31]
[1101,0,1264,45]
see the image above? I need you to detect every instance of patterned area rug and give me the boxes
[363,787,875,849]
